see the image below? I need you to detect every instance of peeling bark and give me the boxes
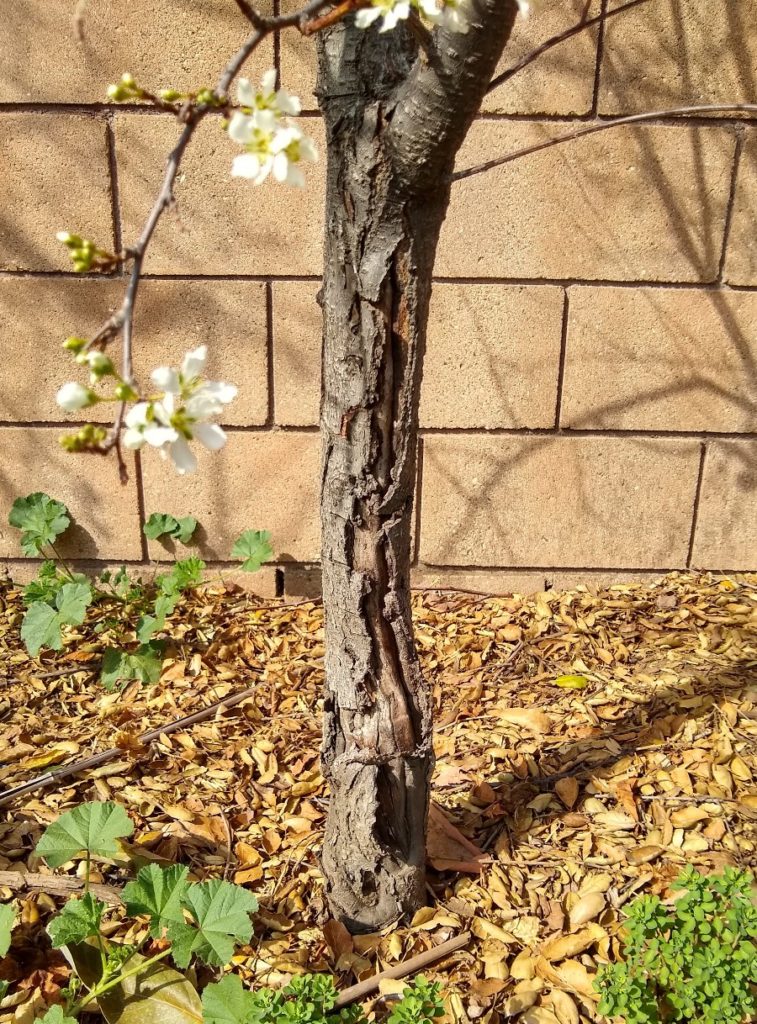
[316,2,518,931]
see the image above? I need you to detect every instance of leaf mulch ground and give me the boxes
[1,571,756,1024]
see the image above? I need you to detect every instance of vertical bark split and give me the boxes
[316,1,519,931]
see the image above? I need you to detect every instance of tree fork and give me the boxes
[316,1,518,930]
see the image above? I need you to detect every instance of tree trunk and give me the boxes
[316,2,519,932]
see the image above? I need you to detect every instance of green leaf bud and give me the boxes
[63,336,88,353]
[114,381,138,402]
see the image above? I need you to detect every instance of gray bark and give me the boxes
[316,0,518,932]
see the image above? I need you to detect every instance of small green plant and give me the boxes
[0,801,447,1024]
[8,494,272,687]
[143,512,198,546]
[595,866,757,1024]
[231,529,273,573]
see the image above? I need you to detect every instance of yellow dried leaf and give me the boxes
[568,891,605,930]
[497,708,552,734]
[670,806,709,828]
[541,928,598,962]
[510,950,537,980]
[553,675,588,690]
[521,1009,560,1024]
[555,777,579,809]
[545,990,580,1024]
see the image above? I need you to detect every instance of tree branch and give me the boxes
[87,0,336,477]
[486,0,652,95]
[452,103,757,182]
[388,0,522,192]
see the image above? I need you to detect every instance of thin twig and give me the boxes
[486,0,651,94]
[0,676,262,807]
[452,104,757,182]
[334,932,471,1007]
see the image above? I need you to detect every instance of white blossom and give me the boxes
[355,0,469,33]
[123,346,237,474]
[355,0,410,32]
[227,73,315,187]
[515,0,531,16]
[56,382,96,411]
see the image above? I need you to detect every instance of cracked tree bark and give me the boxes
[316,0,519,931]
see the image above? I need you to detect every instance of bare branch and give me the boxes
[486,0,652,94]
[85,0,338,477]
[452,103,757,182]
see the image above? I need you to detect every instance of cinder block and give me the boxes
[691,441,757,569]
[419,434,701,567]
[282,564,322,598]
[562,286,757,431]
[272,282,564,429]
[0,278,268,427]
[0,278,120,424]
[0,427,142,559]
[484,0,600,116]
[0,114,114,272]
[421,283,564,428]
[438,121,735,282]
[724,134,757,286]
[599,0,757,114]
[0,0,273,103]
[132,280,269,426]
[272,280,321,426]
[114,114,325,275]
[140,430,320,561]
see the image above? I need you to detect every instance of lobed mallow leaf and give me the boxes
[168,879,257,968]
[35,801,134,868]
[122,863,190,939]
[8,492,70,556]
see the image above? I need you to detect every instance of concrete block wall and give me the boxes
[1,0,755,596]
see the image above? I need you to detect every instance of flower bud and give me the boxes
[63,336,88,352]
[159,88,181,101]
[120,72,136,88]
[56,382,98,411]
[56,231,81,247]
[115,381,138,401]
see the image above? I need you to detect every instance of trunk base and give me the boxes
[322,752,429,932]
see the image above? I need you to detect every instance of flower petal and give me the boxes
[181,345,207,380]
[232,152,262,179]
[261,68,278,94]
[151,366,180,393]
[125,401,151,428]
[193,422,227,451]
[228,111,256,144]
[143,424,179,448]
[237,78,256,107]
[169,436,198,474]
[122,427,146,450]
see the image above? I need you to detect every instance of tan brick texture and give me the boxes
[1,3,755,592]
[724,134,757,287]
[561,287,757,431]
[599,0,757,115]
[140,432,320,563]
[0,115,114,272]
[419,436,701,568]
[437,122,736,281]
[0,0,273,104]
[691,441,757,570]
[114,114,325,275]
[0,428,142,560]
